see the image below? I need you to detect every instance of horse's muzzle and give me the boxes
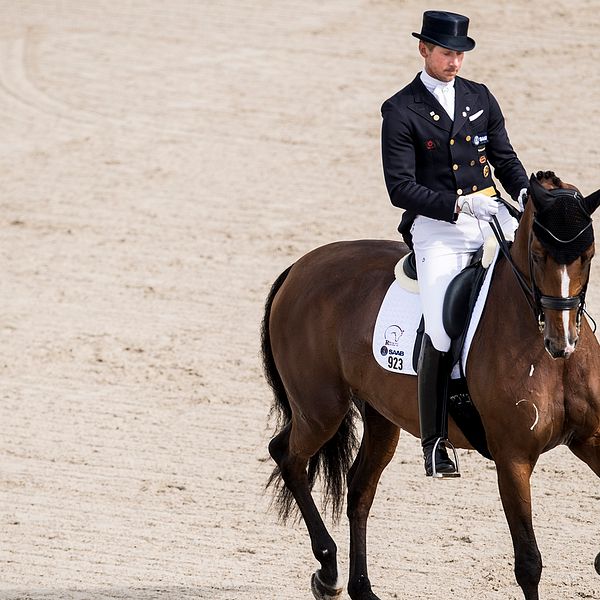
[544,335,577,359]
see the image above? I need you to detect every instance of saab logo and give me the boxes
[425,139,436,150]
[384,325,404,345]
[473,133,488,146]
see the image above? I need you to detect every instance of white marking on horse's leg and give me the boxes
[311,570,342,599]
[516,399,540,431]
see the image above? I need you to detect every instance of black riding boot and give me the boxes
[417,334,458,477]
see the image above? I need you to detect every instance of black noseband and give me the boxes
[538,294,582,312]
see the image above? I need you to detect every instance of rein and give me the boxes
[489,213,542,326]
[489,206,591,333]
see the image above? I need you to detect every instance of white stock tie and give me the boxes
[433,85,454,121]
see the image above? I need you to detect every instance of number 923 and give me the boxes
[387,356,403,371]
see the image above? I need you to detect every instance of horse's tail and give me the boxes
[261,264,294,429]
[261,264,358,523]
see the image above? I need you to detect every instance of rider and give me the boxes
[381,11,529,476]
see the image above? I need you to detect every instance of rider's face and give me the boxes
[420,42,464,82]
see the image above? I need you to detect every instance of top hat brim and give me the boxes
[412,32,476,52]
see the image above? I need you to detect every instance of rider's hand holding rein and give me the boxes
[456,194,499,222]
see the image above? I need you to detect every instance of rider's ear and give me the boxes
[583,189,600,215]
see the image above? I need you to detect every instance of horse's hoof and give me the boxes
[595,552,600,575]
[311,570,342,600]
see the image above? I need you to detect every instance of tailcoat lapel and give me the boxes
[407,75,452,133]
[451,77,479,137]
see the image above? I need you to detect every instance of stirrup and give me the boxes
[431,437,461,479]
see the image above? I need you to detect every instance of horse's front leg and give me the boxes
[569,435,600,476]
[569,435,600,573]
[495,457,542,600]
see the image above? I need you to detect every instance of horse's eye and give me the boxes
[581,248,595,264]
[531,252,546,264]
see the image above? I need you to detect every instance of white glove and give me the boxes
[517,187,528,212]
[457,194,499,222]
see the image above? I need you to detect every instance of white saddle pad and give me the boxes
[372,247,499,378]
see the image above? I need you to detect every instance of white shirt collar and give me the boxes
[419,70,455,95]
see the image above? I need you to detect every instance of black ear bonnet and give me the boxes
[529,175,594,264]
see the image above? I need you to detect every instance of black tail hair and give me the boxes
[261,265,294,430]
[261,265,358,523]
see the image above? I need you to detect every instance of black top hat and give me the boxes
[412,11,475,52]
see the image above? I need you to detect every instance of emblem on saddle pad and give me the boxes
[380,325,406,370]
[384,325,404,343]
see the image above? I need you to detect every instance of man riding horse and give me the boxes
[381,10,530,476]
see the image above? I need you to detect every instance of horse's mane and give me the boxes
[535,170,565,190]
[534,170,584,195]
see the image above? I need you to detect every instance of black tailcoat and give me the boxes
[381,74,528,244]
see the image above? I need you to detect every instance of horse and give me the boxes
[261,171,600,600]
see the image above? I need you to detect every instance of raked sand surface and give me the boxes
[1,2,599,599]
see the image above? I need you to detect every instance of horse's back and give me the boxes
[289,239,407,289]
[269,239,409,395]
[272,239,408,325]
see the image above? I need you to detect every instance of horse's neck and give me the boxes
[485,206,537,336]
[509,205,535,278]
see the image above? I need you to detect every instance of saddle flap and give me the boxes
[402,252,418,280]
[443,260,486,339]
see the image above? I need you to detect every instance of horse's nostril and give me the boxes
[544,338,568,359]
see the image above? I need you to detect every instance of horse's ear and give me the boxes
[529,173,554,210]
[583,189,600,215]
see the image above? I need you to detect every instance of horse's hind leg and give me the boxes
[346,402,400,600]
[269,398,351,599]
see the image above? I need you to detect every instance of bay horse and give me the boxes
[262,171,600,600]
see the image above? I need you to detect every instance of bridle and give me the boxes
[490,192,592,334]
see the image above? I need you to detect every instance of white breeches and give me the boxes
[412,204,517,352]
